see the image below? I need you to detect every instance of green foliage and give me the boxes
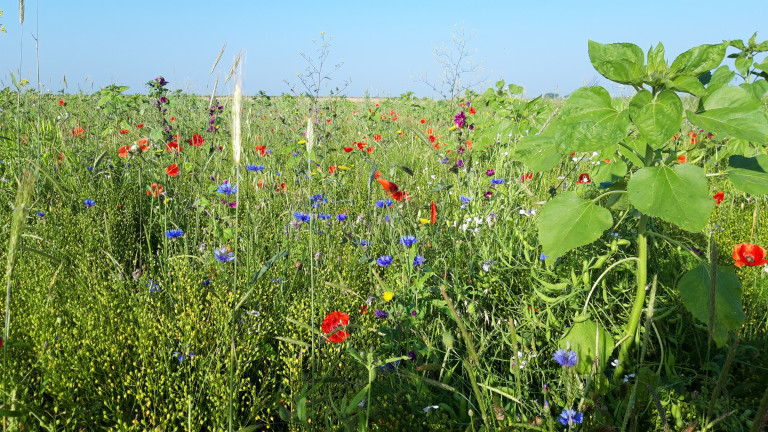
[539,192,613,263]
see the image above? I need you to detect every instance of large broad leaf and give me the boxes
[669,43,727,77]
[539,192,613,264]
[740,80,768,101]
[686,86,768,145]
[665,75,706,97]
[703,66,736,94]
[559,319,614,376]
[627,164,714,232]
[513,129,561,171]
[678,264,745,348]
[554,86,631,152]
[629,90,682,146]
[728,155,768,195]
[592,160,628,185]
[588,41,645,85]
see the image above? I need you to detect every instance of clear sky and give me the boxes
[0,0,766,98]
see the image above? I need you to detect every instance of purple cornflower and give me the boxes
[553,348,578,367]
[374,309,389,319]
[377,255,393,267]
[400,235,417,247]
[558,409,584,426]
[337,213,348,222]
[214,247,235,263]
[457,159,464,169]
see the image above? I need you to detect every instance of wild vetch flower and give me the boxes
[553,347,578,367]
[374,309,389,319]
[214,247,235,263]
[294,211,311,223]
[413,255,425,266]
[246,164,264,172]
[454,111,466,128]
[441,157,449,164]
[216,180,238,195]
[400,235,417,247]
[460,195,472,209]
[557,409,583,426]
[337,213,348,222]
[165,229,184,239]
[491,178,505,185]
[377,255,393,267]
[84,199,96,208]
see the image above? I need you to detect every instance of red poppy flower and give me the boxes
[58,99,66,106]
[678,155,687,164]
[137,124,144,129]
[430,201,437,225]
[360,304,368,315]
[373,134,382,141]
[146,183,163,197]
[255,179,266,188]
[58,153,65,163]
[714,192,725,205]
[120,129,130,135]
[366,147,375,154]
[255,145,267,157]
[118,145,131,158]
[732,243,768,267]
[166,141,182,153]
[189,134,205,146]
[171,117,177,122]
[166,163,179,177]
[71,126,85,137]
[374,171,382,179]
[328,165,337,175]
[521,172,533,183]
[429,135,436,143]
[321,311,350,343]
[577,173,591,184]
[343,146,353,153]
[138,138,149,152]
[276,182,287,193]
[356,141,366,150]
[469,106,477,115]
[420,118,426,124]
[689,131,698,145]
[377,179,399,193]
[389,190,411,201]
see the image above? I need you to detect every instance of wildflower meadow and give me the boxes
[1,29,768,431]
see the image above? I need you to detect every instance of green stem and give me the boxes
[614,214,648,381]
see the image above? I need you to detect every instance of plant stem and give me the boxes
[614,213,648,381]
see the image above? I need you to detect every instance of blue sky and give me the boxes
[0,1,766,97]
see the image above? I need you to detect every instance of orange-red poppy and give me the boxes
[146,183,163,197]
[276,182,287,193]
[71,126,85,137]
[374,171,382,179]
[118,145,130,158]
[376,179,399,193]
[166,163,179,177]
[166,141,182,153]
[343,146,353,153]
[714,192,725,205]
[58,99,66,106]
[138,138,149,152]
[469,106,477,115]
[120,129,129,135]
[189,134,205,146]
[255,145,267,157]
[430,201,437,225]
[678,155,687,164]
[373,134,382,141]
[328,165,337,175]
[389,190,411,201]
[733,243,768,267]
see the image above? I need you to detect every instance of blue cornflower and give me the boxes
[540,253,549,261]
[267,149,274,154]
[413,255,425,266]
[246,164,265,172]
[441,157,449,164]
[146,279,162,293]
[337,213,348,222]
[216,180,238,195]
[318,213,332,220]
[292,152,299,157]
[377,255,393,267]
[214,247,235,263]
[202,279,211,286]
[459,196,472,209]
[84,199,96,208]
[311,194,327,207]
[377,359,400,373]
[173,349,196,362]
[359,240,371,247]
[557,409,584,426]
[37,211,45,217]
[553,348,578,367]
[386,199,394,207]
[165,229,184,239]
[385,216,390,223]
[294,211,311,223]
[400,235,418,247]
[491,178,505,185]
[375,200,386,208]
[374,309,389,319]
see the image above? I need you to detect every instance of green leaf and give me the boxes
[297,396,307,422]
[705,66,736,93]
[513,129,561,171]
[666,75,706,96]
[728,155,768,195]
[735,55,751,76]
[646,43,668,84]
[538,191,613,263]
[739,80,768,101]
[554,86,631,152]
[592,160,628,185]
[687,86,768,145]
[678,264,745,347]
[559,319,614,375]
[628,90,682,146]
[627,164,714,232]
[507,84,524,94]
[588,40,645,85]
[345,385,369,415]
[669,43,727,77]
